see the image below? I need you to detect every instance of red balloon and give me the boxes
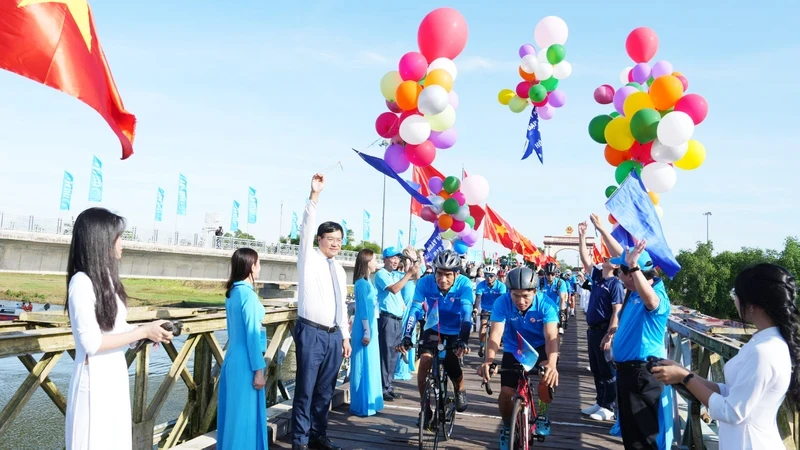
[626,27,659,63]
[417,8,469,62]
[420,207,438,222]
[604,145,631,167]
[516,81,533,99]
[398,109,421,126]
[375,112,399,138]
[627,69,635,83]
[676,75,689,91]
[674,93,708,125]
[398,51,429,81]
[386,100,402,113]
[405,140,436,166]
[630,141,654,165]
[451,220,465,232]
[532,95,549,108]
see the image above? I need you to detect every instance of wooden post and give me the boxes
[191,333,212,438]
[132,345,154,450]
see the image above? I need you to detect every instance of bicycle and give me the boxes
[482,363,555,450]
[415,341,461,449]
[478,311,492,358]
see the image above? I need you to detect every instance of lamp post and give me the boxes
[703,212,712,244]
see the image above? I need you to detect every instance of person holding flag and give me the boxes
[396,249,475,428]
[478,267,560,449]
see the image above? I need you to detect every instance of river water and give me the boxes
[0,304,297,450]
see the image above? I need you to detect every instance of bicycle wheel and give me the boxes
[440,368,457,441]
[508,397,529,450]
[419,377,440,449]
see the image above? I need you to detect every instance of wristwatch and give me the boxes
[682,373,694,385]
[628,266,641,273]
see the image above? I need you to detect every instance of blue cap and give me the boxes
[382,247,403,258]
[609,248,654,269]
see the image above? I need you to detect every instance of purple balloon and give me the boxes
[385,99,402,113]
[428,176,443,194]
[594,84,615,104]
[429,128,457,149]
[384,144,409,173]
[538,104,554,120]
[651,60,673,79]
[519,44,536,58]
[548,90,567,108]
[613,86,638,115]
[631,63,651,84]
[449,90,459,109]
[462,230,479,246]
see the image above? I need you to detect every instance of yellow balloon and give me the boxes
[604,116,635,151]
[648,191,660,205]
[508,95,528,113]
[426,68,454,92]
[380,71,403,101]
[498,89,515,106]
[675,140,706,170]
[623,91,655,118]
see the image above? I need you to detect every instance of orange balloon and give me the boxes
[604,145,631,167]
[425,68,454,92]
[396,80,422,111]
[438,191,450,200]
[438,214,454,230]
[608,214,618,225]
[648,191,660,205]
[519,66,537,82]
[649,75,684,110]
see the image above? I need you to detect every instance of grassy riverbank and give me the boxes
[0,273,226,307]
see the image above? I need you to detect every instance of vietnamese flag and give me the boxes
[0,0,136,159]
[484,204,520,251]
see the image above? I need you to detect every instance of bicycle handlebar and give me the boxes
[481,363,548,396]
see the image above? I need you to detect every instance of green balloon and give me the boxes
[419,76,426,86]
[626,82,645,92]
[529,84,547,102]
[588,115,613,144]
[540,77,559,92]
[610,111,621,118]
[630,108,661,143]
[659,108,674,118]
[509,95,528,113]
[443,198,460,215]
[615,160,643,184]
[605,185,618,198]
[465,216,475,228]
[646,76,655,87]
[443,176,460,194]
[546,44,566,65]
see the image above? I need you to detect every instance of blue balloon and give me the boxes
[453,239,469,255]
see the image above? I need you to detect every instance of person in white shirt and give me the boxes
[291,173,350,450]
[652,263,800,450]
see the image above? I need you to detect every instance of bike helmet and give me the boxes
[431,250,462,271]
[505,267,539,290]
[483,266,498,276]
[544,262,559,275]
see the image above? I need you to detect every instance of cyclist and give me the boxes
[541,262,568,335]
[475,266,507,358]
[561,271,575,319]
[478,267,560,449]
[397,249,475,427]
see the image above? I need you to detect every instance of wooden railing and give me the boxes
[0,301,317,449]
[667,305,799,449]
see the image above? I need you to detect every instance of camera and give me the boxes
[161,320,184,337]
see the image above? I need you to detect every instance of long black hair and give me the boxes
[734,263,800,403]
[225,248,259,298]
[353,248,374,284]
[65,208,127,332]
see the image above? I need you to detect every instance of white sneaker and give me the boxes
[589,407,615,422]
[581,403,601,415]
[558,327,564,335]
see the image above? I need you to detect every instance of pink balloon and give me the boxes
[457,226,472,237]
[429,128,457,149]
[538,104,554,120]
[375,112,399,138]
[384,143,410,173]
[420,207,438,222]
[594,84,615,104]
[449,90,459,109]
[626,27,659,63]
[451,220,465,232]
[462,230,479,246]
[398,52,428,81]
[405,141,436,167]
[417,8,469,62]
[451,191,466,206]
[516,81,534,99]
[674,94,708,125]
[548,90,566,108]
[385,100,402,113]
[676,75,689,91]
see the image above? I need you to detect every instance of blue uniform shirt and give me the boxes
[374,268,407,317]
[585,267,625,326]
[612,278,670,362]
[491,292,559,353]
[540,277,568,307]
[475,279,507,312]
[408,274,474,335]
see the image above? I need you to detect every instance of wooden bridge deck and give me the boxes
[272,310,624,449]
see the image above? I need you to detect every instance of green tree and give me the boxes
[224,230,256,240]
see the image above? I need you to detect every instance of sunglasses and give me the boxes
[486,274,496,278]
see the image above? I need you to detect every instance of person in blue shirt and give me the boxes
[592,214,671,450]
[578,220,625,422]
[541,262,569,335]
[395,250,425,380]
[478,267,560,450]
[349,249,384,417]
[397,249,474,427]
[374,246,420,402]
[475,266,507,358]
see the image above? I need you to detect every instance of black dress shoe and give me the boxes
[382,393,395,401]
[308,435,343,450]
[388,390,403,399]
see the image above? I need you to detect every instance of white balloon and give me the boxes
[399,115,431,145]
[427,195,444,213]
[641,162,677,193]
[657,111,695,147]
[426,105,456,132]
[552,61,572,80]
[654,205,664,219]
[651,139,689,163]
[534,16,569,48]
[453,205,470,221]
[442,239,453,250]
[620,67,633,85]
[427,57,458,81]
[460,175,490,205]
[537,49,550,64]
[534,63,554,81]
[417,85,449,116]
[520,55,539,74]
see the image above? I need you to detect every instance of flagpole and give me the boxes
[279,201,283,241]
[380,175,386,249]
[407,197,412,248]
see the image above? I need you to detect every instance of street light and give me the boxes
[703,212,712,244]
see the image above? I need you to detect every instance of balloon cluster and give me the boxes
[420,174,489,255]
[375,8,469,174]
[497,16,573,120]
[588,27,709,219]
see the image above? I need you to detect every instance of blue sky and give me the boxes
[0,0,798,262]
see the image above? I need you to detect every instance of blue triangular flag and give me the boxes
[521,107,543,164]
[423,226,444,262]
[423,301,440,331]
[514,331,539,371]
[353,149,432,205]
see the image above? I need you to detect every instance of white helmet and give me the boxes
[483,266,498,276]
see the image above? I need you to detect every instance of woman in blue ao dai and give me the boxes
[349,249,385,417]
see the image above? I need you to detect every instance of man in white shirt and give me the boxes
[291,173,350,450]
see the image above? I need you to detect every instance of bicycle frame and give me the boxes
[483,364,549,450]
[417,341,458,449]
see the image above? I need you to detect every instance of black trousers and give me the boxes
[378,315,402,393]
[586,327,616,409]
[616,365,664,449]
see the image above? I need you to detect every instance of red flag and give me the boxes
[0,1,136,159]
[484,204,520,251]
[411,165,445,216]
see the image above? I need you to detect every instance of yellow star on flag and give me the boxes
[494,223,507,237]
[18,0,92,51]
